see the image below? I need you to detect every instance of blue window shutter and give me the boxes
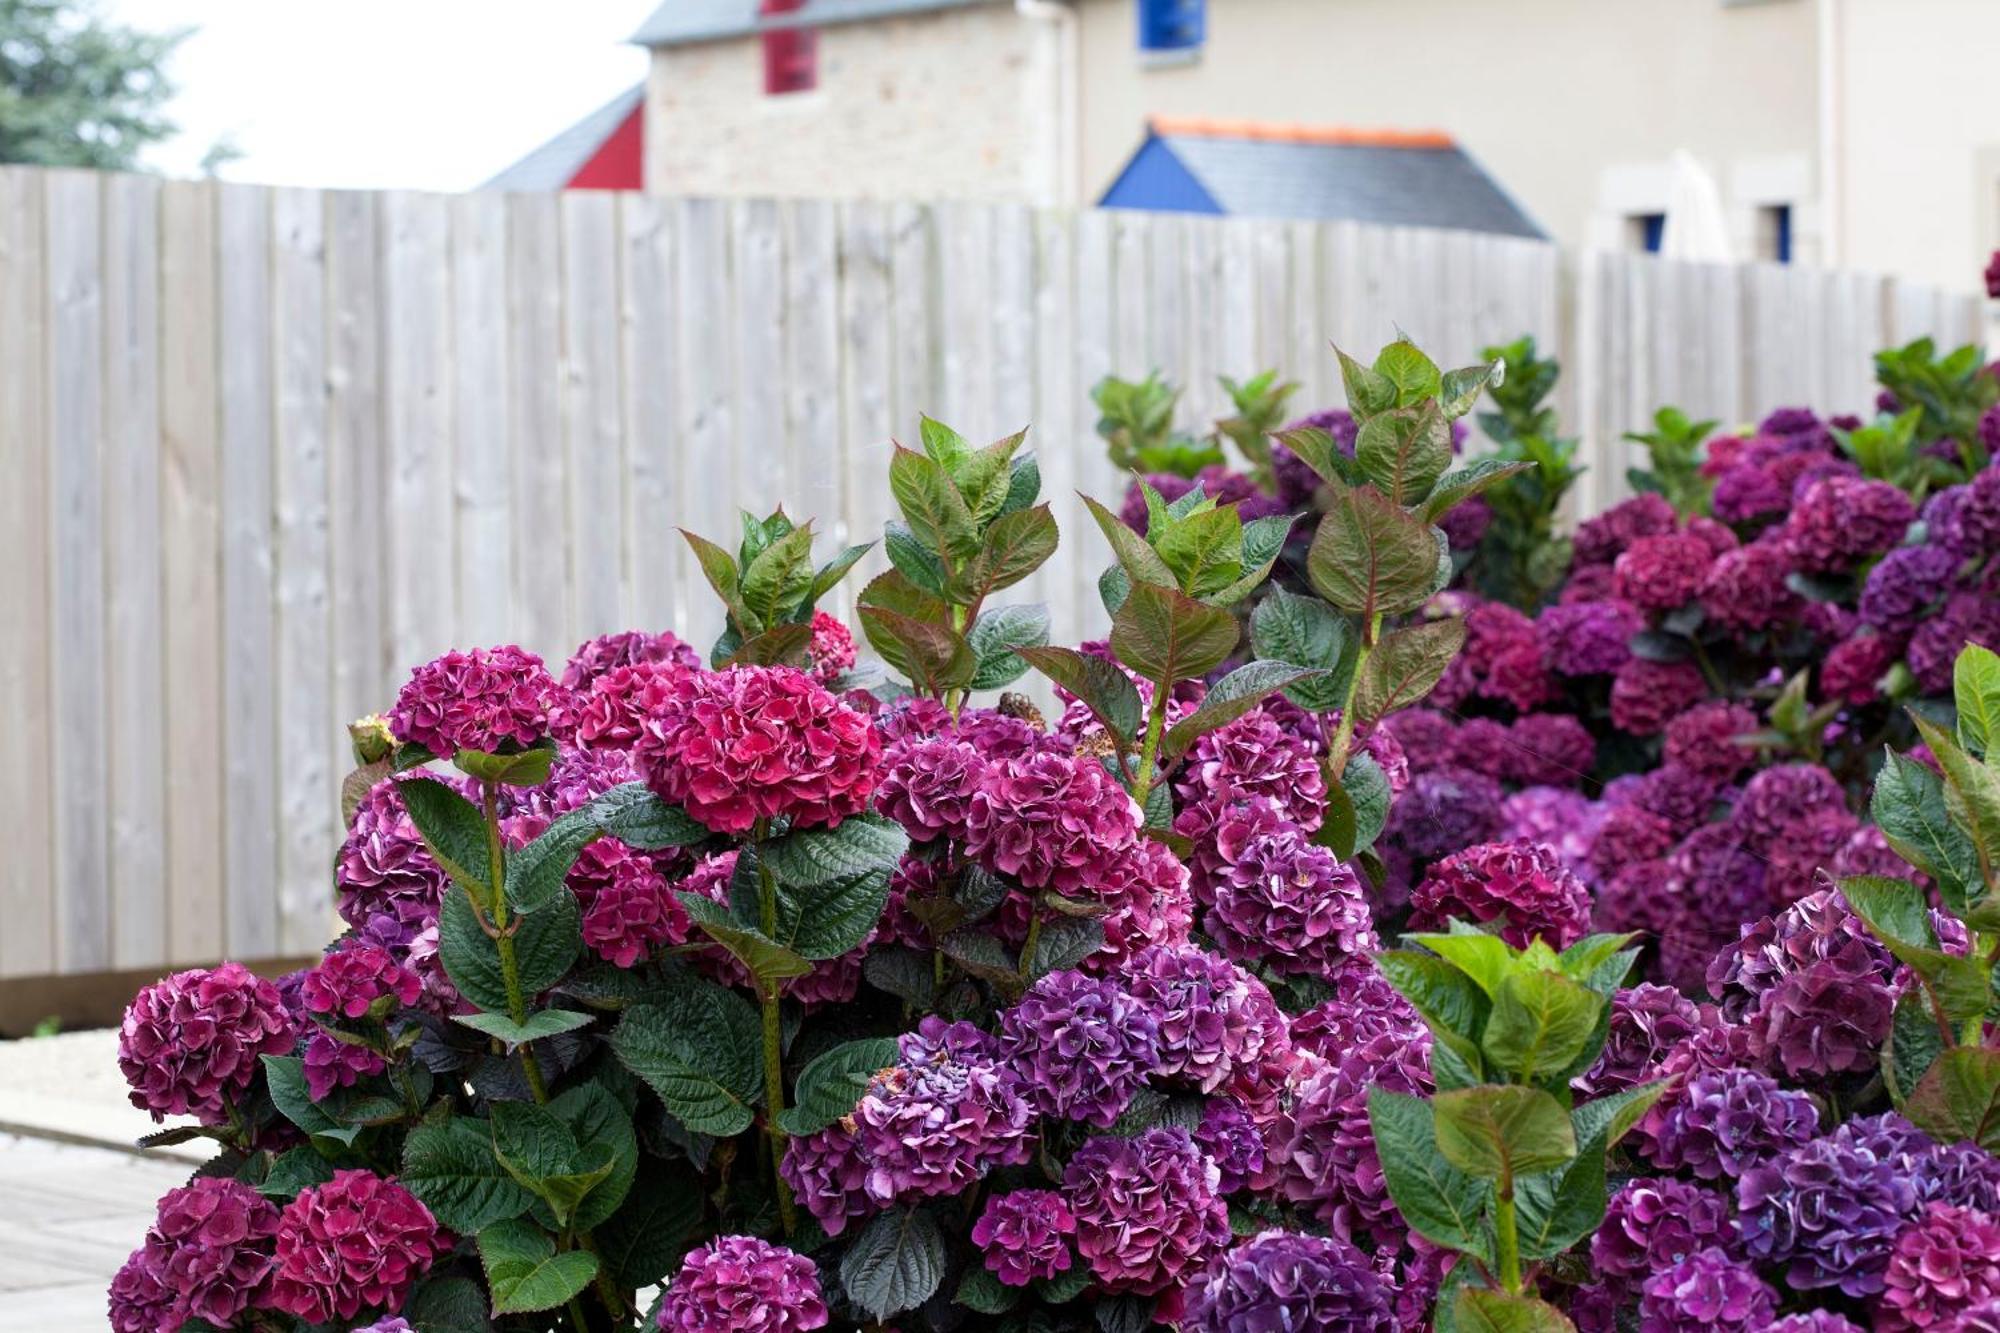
[1137,0,1205,51]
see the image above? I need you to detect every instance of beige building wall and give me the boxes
[644,4,1067,204]
[1828,0,2000,293]
[1071,0,1821,255]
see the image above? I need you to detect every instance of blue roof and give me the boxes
[630,0,995,47]
[1100,127,1546,238]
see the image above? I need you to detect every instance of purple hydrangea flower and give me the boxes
[1261,1036,1432,1243]
[1707,887,1893,1023]
[1086,836,1197,975]
[1573,984,1701,1099]
[1194,1097,1266,1194]
[1171,711,1327,843]
[971,1190,1076,1287]
[1126,944,1288,1094]
[1877,1202,2000,1333]
[337,777,451,930]
[1663,700,1759,783]
[110,1178,281,1331]
[1711,462,1788,525]
[1860,544,1961,634]
[1615,532,1716,612]
[300,943,421,1020]
[1736,1116,1922,1296]
[1449,716,1514,779]
[872,736,988,843]
[1636,1247,1776,1333]
[1207,824,1379,979]
[1498,786,1599,869]
[657,1235,828,1332]
[1064,1127,1230,1295]
[1592,1177,1736,1292]
[1575,493,1678,566]
[1288,958,1425,1058]
[302,1030,385,1101]
[1655,825,1774,991]
[1610,658,1708,737]
[1822,631,1903,705]
[265,1171,445,1324]
[386,643,568,756]
[1182,1229,1396,1333]
[997,971,1160,1127]
[1409,840,1592,949]
[778,1125,874,1237]
[1700,538,1804,634]
[853,1017,1033,1203]
[1506,713,1596,787]
[1636,1067,1820,1180]
[1785,476,1916,572]
[1627,764,1722,837]
[118,963,297,1125]
[1730,764,1847,849]
[1910,590,2000,694]
[1380,707,1459,772]
[1760,1316,1864,1333]
[1380,768,1506,885]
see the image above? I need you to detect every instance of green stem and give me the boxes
[1494,1177,1522,1295]
[754,829,799,1235]
[1130,684,1171,810]
[1018,913,1042,983]
[566,1293,594,1333]
[481,781,546,1104]
[1326,613,1382,780]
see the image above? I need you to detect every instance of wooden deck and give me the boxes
[0,1133,191,1331]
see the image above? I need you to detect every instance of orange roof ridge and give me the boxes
[1147,117,1455,149]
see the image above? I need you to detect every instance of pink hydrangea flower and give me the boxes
[386,644,568,757]
[1615,532,1716,612]
[657,1235,828,1332]
[108,1178,281,1331]
[1410,839,1592,949]
[560,628,699,690]
[964,750,1139,896]
[563,660,688,750]
[118,963,297,1125]
[300,943,421,1020]
[807,611,856,683]
[973,1190,1076,1287]
[1064,1128,1230,1295]
[265,1171,446,1324]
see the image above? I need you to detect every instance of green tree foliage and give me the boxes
[0,0,185,169]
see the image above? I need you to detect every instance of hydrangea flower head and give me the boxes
[112,1178,281,1331]
[1610,658,1707,736]
[873,736,987,844]
[1876,1202,2000,1332]
[1592,1177,1736,1292]
[1207,823,1378,978]
[806,610,856,683]
[1615,532,1715,612]
[386,643,567,756]
[1785,476,1916,572]
[1573,984,1701,1098]
[778,1125,873,1237]
[1172,710,1327,842]
[1663,700,1759,782]
[1262,1034,1433,1242]
[656,1235,829,1332]
[300,943,421,1020]
[560,628,698,690]
[563,659,687,750]
[965,750,1139,895]
[1575,493,1678,566]
[1087,836,1197,974]
[1861,545,1961,634]
[972,1190,1076,1287]
[1635,1067,1820,1180]
[1409,840,1592,949]
[579,847,688,967]
[1126,944,1287,1093]
[1064,1127,1230,1295]
[998,971,1160,1127]
[1507,713,1596,787]
[118,963,297,1125]
[264,1171,446,1324]
[1183,1229,1396,1333]
[853,1017,1034,1202]
[1636,1247,1776,1333]
[1195,1097,1266,1194]
[1736,1117,1922,1296]
[1537,598,1644,677]
[337,777,451,930]
[632,664,880,834]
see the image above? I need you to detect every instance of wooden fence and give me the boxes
[0,165,1982,983]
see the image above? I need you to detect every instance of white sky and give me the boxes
[104,0,656,191]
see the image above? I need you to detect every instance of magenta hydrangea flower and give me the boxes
[1505,713,1595,787]
[1126,944,1288,1094]
[580,848,687,967]
[1664,700,1759,782]
[337,777,451,930]
[1821,631,1902,705]
[1207,823,1378,979]
[1064,1127,1230,1295]
[1730,762,1847,849]
[1910,590,2000,694]
[386,643,568,756]
[1288,958,1425,1059]
[301,1029,384,1101]
[873,736,988,843]
[1446,716,1512,779]
[853,1017,1033,1203]
[1194,1096,1266,1194]
[1498,786,1598,869]
[972,1190,1076,1287]
[964,750,1139,895]
[563,659,687,750]
[1637,1247,1776,1333]
[1785,476,1917,572]
[118,963,297,1125]
[632,664,879,834]
[1592,1177,1736,1293]
[1615,532,1715,612]
[1183,1229,1396,1333]
[1086,836,1197,975]
[1635,1067,1820,1180]
[1262,1035,1433,1242]
[805,610,856,683]
[1537,598,1643,677]
[1380,767,1506,870]
[1700,538,1803,634]
[1875,1202,2000,1332]
[1736,1118,1923,1296]
[997,970,1160,1127]
[1610,658,1708,737]
[300,943,421,1020]
[1711,462,1788,525]
[264,1171,445,1324]
[657,1235,828,1332]
[1171,711,1327,841]
[1381,707,1459,772]
[1708,887,1893,1023]
[1952,465,2000,557]
[1744,943,1895,1077]
[1409,839,1592,949]
[1575,493,1678,566]
[1626,763,1722,836]
[109,1178,281,1331]
[1654,826,1773,990]
[1573,984,1701,1098]
[1761,1316,1865,1333]
[778,1124,874,1237]
[560,628,698,690]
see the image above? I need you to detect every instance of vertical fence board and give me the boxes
[1030,210,1082,649]
[676,198,734,649]
[273,187,333,958]
[888,203,936,443]
[784,201,845,534]
[836,201,896,623]
[619,193,686,637]
[562,191,626,641]
[732,199,785,513]
[326,191,388,740]
[0,169,54,978]
[505,193,568,657]
[451,194,513,648]
[103,172,165,970]
[382,192,454,678]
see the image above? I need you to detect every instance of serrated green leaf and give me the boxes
[1016,646,1143,743]
[506,808,599,914]
[1355,400,1452,505]
[1434,1084,1578,1179]
[1153,504,1244,598]
[1307,486,1441,619]
[1872,751,1980,909]
[1453,1289,1576,1333]
[1957,643,2000,754]
[1482,972,1603,1084]
[956,1265,1020,1315]
[1422,458,1536,521]
[678,893,811,985]
[1109,581,1238,685]
[1083,493,1177,589]
[1366,1088,1493,1258]
[760,813,908,886]
[1905,1045,2000,1149]
[741,523,817,631]
[582,782,712,850]
[452,1009,595,1047]
[260,1055,368,1147]
[883,521,947,595]
[399,776,494,902]
[439,882,580,1014]
[478,1219,599,1315]
[1353,617,1466,723]
[780,1036,901,1136]
[681,529,750,629]
[890,444,981,564]
[1373,339,1442,407]
[1162,660,1322,759]
[594,1156,703,1292]
[609,984,764,1136]
[841,1207,947,1320]
[402,1116,540,1235]
[1338,347,1398,417]
[951,503,1059,604]
[967,603,1051,691]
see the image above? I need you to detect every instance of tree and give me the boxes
[0,0,186,169]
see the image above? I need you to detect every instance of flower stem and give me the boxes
[482,781,548,1104]
[1326,613,1382,781]
[754,834,799,1235]
[1494,1176,1522,1295]
[1130,685,1171,810]
[1018,913,1042,984]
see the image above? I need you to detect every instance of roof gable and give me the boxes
[484,85,646,192]
[630,0,995,48]
[1099,135,1222,215]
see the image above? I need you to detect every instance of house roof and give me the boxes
[630,0,995,48]
[1102,118,1547,239]
[483,84,646,192]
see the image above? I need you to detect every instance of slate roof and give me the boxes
[483,84,645,192]
[630,0,995,48]
[1104,119,1547,238]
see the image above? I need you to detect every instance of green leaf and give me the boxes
[951,429,1026,525]
[741,523,817,630]
[260,1055,366,1147]
[490,1101,615,1226]
[1434,1084,1578,1179]
[1872,751,1981,908]
[1421,458,1536,521]
[1376,948,1493,1042]
[1109,581,1239,685]
[811,542,874,602]
[1162,660,1323,759]
[1904,1046,2000,1149]
[406,1275,496,1333]
[478,1219,599,1316]
[1366,1088,1494,1258]
[1338,346,1398,417]
[1209,512,1292,607]
[967,603,1052,691]
[1453,1289,1577,1333]
[402,1116,540,1234]
[780,1036,902,1135]
[1353,617,1466,724]
[952,503,1060,603]
[609,984,764,1136]
[890,445,981,564]
[1153,505,1245,598]
[454,744,557,788]
[919,413,971,467]
[862,606,976,695]
[1355,400,1452,505]
[1957,643,2000,754]
[884,521,947,595]
[594,1156,704,1292]
[547,1082,638,1231]
[734,850,893,962]
[1439,360,1504,420]
[1000,451,1042,516]
[840,1206,948,1320]
[1026,917,1106,977]
[1482,971,1603,1084]
[1885,989,1948,1111]
[1514,1128,1606,1260]
[1568,1079,1669,1151]
[1251,586,1346,670]
[1306,485,1441,619]
[505,809,599,914]
[257,1145,336,1200]
[681,529,750,629]
[1016,646,1143,743]
[1838,874,1986,1024]
[1099,562,1132,615]
[582,782,711,850]
[720,622,814,668]
[452,1009,595,1047]
[1373,339,1442,407]
[1916,714,2000,887]
[956,1266,1020,1315]
[438,883,581,1015]
[1083,493,1177,589]
[1271,425,1350,488]
[678,893,811,985]
[1340,753,1393,856]
[760,813,908,887]
[399,776,494,901]
[1404,930,1514,998]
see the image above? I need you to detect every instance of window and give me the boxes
[1630,212,1666,254]
[1756,204,1793,264]
[1137,0,1206,53]
[760,0,817,96]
